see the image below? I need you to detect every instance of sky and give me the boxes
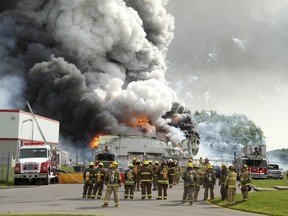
[165,0,288,151]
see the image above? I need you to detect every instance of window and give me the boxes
[19,148,47,158]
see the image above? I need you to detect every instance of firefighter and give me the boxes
[182,162,197,205]
[82,162,96,198]
[225,165,237,205]
[156,161,169,200]
[102,161,121,207]
[203,164,216,200]
[124,164,136,199]
[218,164,228,200]
[133,159,141,191]
[91,162,105,199]
[152,161,160,191]
[132,157,137,165]
[239,164,251,201]
[167,159,175,188]
[193,163,202,201]
[138,160,154,199]
[173,159,182,185]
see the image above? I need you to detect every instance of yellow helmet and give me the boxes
[207,164,213,169]
[243,165,248,169]
[221,164,226,168]
[229,165,235,171]
[193,163,199,168]
[187,162,193,168]
[112,161,118,167]
[98,162,104,166]
[188,158,193,163]
[89,162,94,166]
[133,157,137,161]
[144,161,149,165]
[129,163,133,168]
[154,161,159,165]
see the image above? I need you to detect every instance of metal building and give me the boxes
[0,110,59,159]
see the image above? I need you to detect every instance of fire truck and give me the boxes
[234,144,268,179]
[14,141,60,185]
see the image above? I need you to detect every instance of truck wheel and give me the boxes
[14,178,20,185]
[43,174,50,185]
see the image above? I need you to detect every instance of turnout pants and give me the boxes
[182,185,195,204]
[92,182,104,199]
[83,182,93,198]
[194,186,200,201]
[124,184,134,199]
[141,181,152,199]
[103,186,119,206]
[157,183,168,199]
[204,184,215,200]
[220,184,227,200]
[241,186,249,200]
[227,188,236,204]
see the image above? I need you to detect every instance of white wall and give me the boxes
[0,110,59,144]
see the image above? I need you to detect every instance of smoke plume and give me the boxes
[0,0,199,153]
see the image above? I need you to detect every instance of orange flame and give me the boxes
[89,133,103,149]
[129,116,150,127]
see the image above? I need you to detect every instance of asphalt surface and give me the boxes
[0,182,265,216]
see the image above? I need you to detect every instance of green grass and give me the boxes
[251,172,288,188]
[0,214,101,216]
[60,166,75,173]
[210,172,288,216]
[210,191,288,216]
[0,165,14,184]
[251,178,288,188]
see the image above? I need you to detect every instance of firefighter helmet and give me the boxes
[243,165,248,169]
[207,164,213,169]
[154,161,159,165]
[221,164,226,168]
[89,162,94,166]
[193,163,199,168]
[98,162,104,167]
[129,164,133,168]
[187,162,193,168]
[112,161,118,167]
[188,158,193,163]
[229,165,235,171]
[143,161,149,165]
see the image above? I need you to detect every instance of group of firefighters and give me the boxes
[82,157,251,207]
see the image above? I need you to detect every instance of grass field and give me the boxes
[0,215,97,216]
[210,190,288,216]
[210,172,288,216]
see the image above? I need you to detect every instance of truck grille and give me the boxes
[24,163,38,171]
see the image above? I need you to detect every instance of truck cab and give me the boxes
[14,142,59,185]
[267,164,284,179]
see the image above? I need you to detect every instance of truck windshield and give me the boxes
[19,148,47,158]
[243,159,267,167]
[95,153,116,161]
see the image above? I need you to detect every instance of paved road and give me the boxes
[0,183,264,216]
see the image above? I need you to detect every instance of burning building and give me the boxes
[0,0,199,157]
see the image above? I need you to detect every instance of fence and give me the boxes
[0,151,14,183]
